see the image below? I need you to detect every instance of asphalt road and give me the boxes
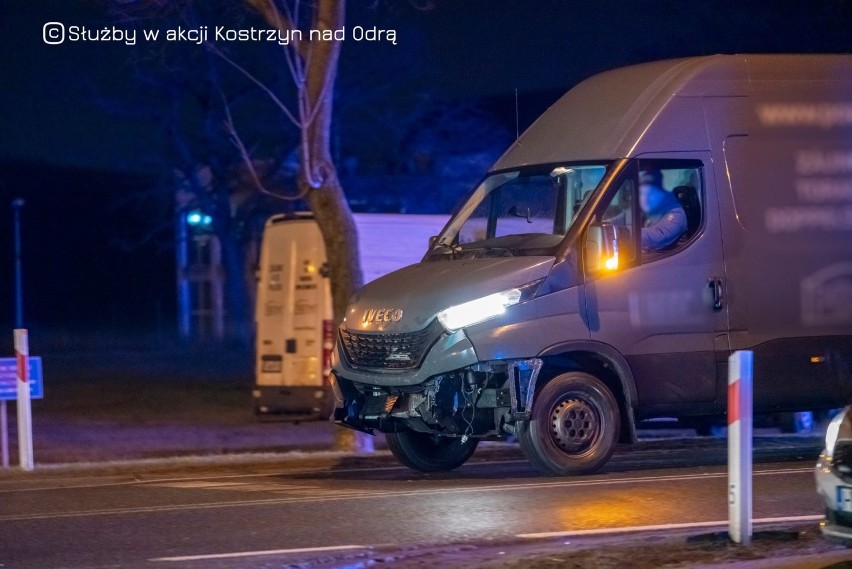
[0,437,830,569]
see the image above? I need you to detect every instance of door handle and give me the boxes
[708,278,723,311]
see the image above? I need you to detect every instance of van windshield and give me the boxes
[431,163,610,258]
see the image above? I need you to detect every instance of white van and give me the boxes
[254,213,334,420]
[254,212,448,419]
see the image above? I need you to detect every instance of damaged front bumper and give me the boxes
[331,358,543,438]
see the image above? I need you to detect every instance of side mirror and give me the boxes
[508,205,533,223]
[428,235,438,249]
[584,222,620,273]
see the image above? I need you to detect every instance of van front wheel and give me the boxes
[386,431,479,473]
[518,372,620,476]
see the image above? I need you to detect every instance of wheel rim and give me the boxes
[549,395,600,453]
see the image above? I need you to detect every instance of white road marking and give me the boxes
[141,466,814,496]
[0,448,816,494]
[152,481,321,492]
[150,544,366,562]
[154,481,257,489]
[0,458,522,494]
[516,515,825,539]
[0,466,814,522]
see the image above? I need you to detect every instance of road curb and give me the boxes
[0,449,395,478]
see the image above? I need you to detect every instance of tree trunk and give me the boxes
[300,0,363,325]
[301,0,371,453]
[303,173,361,325]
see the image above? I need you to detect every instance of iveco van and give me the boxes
[330,55,852,475]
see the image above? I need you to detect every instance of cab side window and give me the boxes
[636,160,704,261]
[584,160,704,275]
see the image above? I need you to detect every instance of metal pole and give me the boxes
[177,212,191,340]
[12,198,24,329]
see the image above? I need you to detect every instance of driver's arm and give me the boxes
[641,207,687,251]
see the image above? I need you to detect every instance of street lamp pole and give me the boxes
[12,198,24,329]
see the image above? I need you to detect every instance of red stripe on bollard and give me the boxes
[15,351,28,383]
[728,380,740,425]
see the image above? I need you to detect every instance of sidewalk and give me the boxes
[2,348,384,464]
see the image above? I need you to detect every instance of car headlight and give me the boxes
[826,408,849,458]
[436,280,542,332]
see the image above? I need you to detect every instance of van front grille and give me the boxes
[339,321,442,370]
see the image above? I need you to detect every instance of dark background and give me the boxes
[1,0,850,347]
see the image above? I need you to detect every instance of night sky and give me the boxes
[1,0,851,344]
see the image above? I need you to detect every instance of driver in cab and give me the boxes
[638,169,687,253]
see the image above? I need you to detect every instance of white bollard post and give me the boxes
[728,350,753,545]
[15,329,33,471]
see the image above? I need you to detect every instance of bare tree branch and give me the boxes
[209,44,302,127]
[220,90,309,201]
[246,0,311,59]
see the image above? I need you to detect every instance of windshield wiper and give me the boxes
[459,246,516,257]
[432,241,517,258]
[432,241,463,258]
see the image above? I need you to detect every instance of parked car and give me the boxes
[816,407,852,543]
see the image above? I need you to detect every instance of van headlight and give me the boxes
[826,408,850,459]
[436,280,542,332]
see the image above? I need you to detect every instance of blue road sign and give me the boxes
[0,357,43,401]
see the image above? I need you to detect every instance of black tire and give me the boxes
[517,371,620,476]
[386,431,479,473]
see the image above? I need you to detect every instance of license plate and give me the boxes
[837,486,852,512]
[261,357,283,373]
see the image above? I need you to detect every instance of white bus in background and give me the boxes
[253,212,449,420]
